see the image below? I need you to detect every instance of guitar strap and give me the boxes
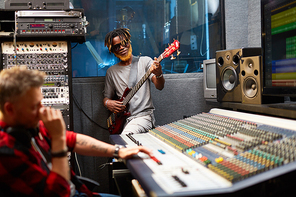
[128,56,139,88]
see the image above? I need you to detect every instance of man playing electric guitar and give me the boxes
[103,28,165,135]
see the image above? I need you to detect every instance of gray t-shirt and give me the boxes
[103,56,155,117]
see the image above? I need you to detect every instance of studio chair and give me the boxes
[77,176,100,191]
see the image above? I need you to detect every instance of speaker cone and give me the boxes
[222,67,237,91]
[243,77,258,98]
[243,58,255,74]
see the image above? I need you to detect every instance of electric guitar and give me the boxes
[107,40,180,134]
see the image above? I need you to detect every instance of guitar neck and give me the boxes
[122,55,164,106]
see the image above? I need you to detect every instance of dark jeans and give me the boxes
[74,191,120,197]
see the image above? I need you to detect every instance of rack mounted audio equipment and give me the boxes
[15,10,87,43]
[1,41,72,130]
[5,0,70,10]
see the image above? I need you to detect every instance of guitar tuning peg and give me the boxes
[170,55,176,60]
[177,50,181,56]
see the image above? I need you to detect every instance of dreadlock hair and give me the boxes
[104,28,131,53]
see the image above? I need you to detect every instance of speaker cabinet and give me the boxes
[240,56,262,104]
[216,48,262,102]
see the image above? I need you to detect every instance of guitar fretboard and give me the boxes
[122,55,163,106]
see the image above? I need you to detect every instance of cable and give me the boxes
[71,94,109,176]
[13,28,18,66]
[71,96,110,177]
[98,162,113,170]
[71,42,79,49]
[72,93,108,130]
[74,152,82,176]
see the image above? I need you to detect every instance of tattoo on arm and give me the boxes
[76,139,88,146]
[76,139,108,153]
[91,143,108,153]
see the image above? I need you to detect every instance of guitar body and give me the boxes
[107,87,131,134]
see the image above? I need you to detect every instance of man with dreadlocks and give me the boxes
[103,28,165,134]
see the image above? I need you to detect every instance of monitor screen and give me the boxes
[203,58,217,99]
[262,0,296,97]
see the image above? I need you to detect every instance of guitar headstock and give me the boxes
[161,40,181,60]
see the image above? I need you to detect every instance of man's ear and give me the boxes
[3,102,15,117]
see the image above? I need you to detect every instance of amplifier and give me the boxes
[15,10,87,43]
[5,0,69,10]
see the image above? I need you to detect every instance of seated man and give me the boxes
[103,28,165,134]
[0,66,153,197]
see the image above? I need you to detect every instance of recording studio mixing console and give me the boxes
[110,108,296,197]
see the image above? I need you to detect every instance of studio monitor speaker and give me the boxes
[216,47,262,102]
[240,56,262,104]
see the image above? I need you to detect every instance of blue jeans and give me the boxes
[98,194,120,197]
[74,191,120,197]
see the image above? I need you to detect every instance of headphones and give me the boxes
[1,126,38,148]
[1,125,52,173]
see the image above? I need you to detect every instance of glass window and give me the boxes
[71,0,225,77]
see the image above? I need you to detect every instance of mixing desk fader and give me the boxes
[1,41,72,129]
[111,108,296,196]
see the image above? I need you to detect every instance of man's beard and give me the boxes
[15,118,40,129]
[115,46,132,62]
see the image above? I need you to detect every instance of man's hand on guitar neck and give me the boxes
[151,57,165,90]
[104,98,126,113]
[150,57,162,77]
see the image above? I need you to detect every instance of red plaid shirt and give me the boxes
[0,120,92,197]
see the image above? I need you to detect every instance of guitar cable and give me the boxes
[72,93,108,131]
[71,93,109,178]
